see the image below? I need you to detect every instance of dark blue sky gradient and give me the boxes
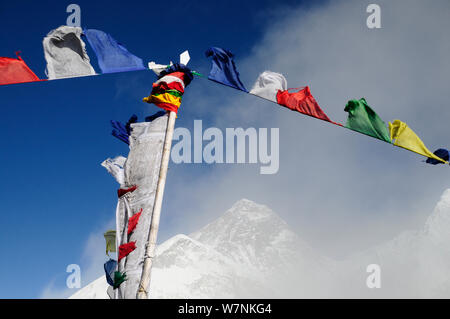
[0,0,318,298]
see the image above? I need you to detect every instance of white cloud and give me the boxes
[162,0,450,260]
[40,218,115,298]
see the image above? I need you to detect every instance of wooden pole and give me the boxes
[136,110,176,299]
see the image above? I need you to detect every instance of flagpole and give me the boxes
[136,110,176,299]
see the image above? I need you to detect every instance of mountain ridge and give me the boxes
[70,190,450,298]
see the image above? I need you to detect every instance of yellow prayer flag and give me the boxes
[389,120,447,164]
[143,92,181,108]
[104,230,116,255]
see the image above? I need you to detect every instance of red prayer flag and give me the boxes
[127,209,142,235]
[276,86,341,126]
[118,241,136,261]
[117,185,137,198]
[0,52,42,86]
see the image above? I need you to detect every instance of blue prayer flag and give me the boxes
[426,148,449,165]
[205,47,247,92]
[83,29,145,74]
[111,120,129,145]
[104,259,118,287]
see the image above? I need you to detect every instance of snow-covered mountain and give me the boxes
[70,198,331,299]
[70,191,450,299]
[335,189,450,298]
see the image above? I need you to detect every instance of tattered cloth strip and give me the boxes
[143,63,193,113]
[113,271,127,289]
[344,98,391,143]
[115,115,168,298]
[117,185,137,198]
[249,71,287,102]
[127,208,142,235]
[42,26,96,79]
[277,86,341,126]
[104,259,118,286]
[101,156,127,186]
[0,52,42,86]
[426,149,450,165]
[389,120,447,163]
[118,241,136,261]
[83,29,145,74]
[205,47,247,92]
[104,230,116,254]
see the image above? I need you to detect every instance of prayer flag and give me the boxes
[43,26,96,79]
[0,52,41,85]
[249,71,287,102]
[389,120,447,163]
[205,47,247,92]
[104,230,116,254]
[344,98,391,143]
[83,29,145,73]
[277,86,341,125]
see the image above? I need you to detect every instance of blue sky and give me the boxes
[1,0,450,298]
[0,0,309,299]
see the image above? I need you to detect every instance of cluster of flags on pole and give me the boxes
[143,63,194,114]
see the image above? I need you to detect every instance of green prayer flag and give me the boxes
[344,98,391,143]
[113,271,127,289]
